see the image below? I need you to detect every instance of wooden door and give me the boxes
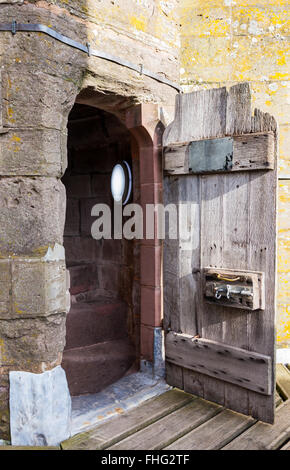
[163,84,278,423]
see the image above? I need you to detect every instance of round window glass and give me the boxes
[111,161,132,205]
[111,164,126,202]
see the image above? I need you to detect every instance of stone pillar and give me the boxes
[0,28,81,442]
[0,0,177,442]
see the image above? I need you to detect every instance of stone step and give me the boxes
[68,264,99,295]
[62,339,136,396]
[64,299,128,350]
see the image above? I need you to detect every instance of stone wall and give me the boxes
[179,0,290,350]
[0,0,179,440]
[63,103,139,345]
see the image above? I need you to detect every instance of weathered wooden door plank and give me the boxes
[247,148,277,423]
[164,133,275,175]
[107,398,222,450]
[164,409,255,450]
[163,83,277,423]
[166,332,272,395]
[61,389,193,450]
[222,400,290,450]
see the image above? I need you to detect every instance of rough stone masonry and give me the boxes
[0,0,179,441]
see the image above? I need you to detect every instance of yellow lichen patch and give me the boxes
[129,15,147,32]
[231,38,289,82]
[269,72,289,80]
[182,0,230,8]
[13,303,24,315]
[231,5,290,38]
[277,51,286,66]
[279,125,290,176]
[277,166,290,346]
[7,134,21,153]
[250,82,290,127]
[234,0,290,5]
[7,77,12,91]
[276,304,290,346]
[7,106,15,124]
[0,339,7,362]
[278,181,290,224]
[181,7,231,37]
[181,36,232,82]
[278,272,290,301]
[10,135,21,144]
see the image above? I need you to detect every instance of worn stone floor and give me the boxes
[70,371,170,436]
[1,364,290,450]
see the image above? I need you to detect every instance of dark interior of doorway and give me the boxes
[61,103,140,396]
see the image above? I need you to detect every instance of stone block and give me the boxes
[1,68,78,130]
[72,147,113,174]
[0,1,177,107]
[278,180,290,235]
[81,198,108,236]
[11,260,67,318]
[180,36,233,83]
[0,314,66,365]
[69,264,99,295]
[0,128,67,177]
[231,37,289,82]
[91,174,112,199]
[0,250,67,320]
[140,324,155,362]
[9,366,71,446]
[62,174,91,198]
[64,237,102,264]
[122,238,134,264]
[181,5,231,38]
[250,81,290,127]
[141,286,162,327]
[231,4,290,38]
[0,370,10,441]
[0,261,11,317]
[119,266,134,305]
[99,264,120,293]
[139,146,162,185]
[64,299,128,349]
[279,125,290,177]
[277,304,290,348]
[102,239,122,262]
[0,177,66,255]
[140,245,162,287]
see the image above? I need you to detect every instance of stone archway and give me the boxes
[0,81,164,444]
[0,0,177,448]
[61,102,139,396]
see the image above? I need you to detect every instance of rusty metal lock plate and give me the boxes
[203,267,265,311]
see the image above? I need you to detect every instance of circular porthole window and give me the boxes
[111,161,132,205]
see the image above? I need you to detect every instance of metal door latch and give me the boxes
[214,284,253,300]
[204,268,264,311]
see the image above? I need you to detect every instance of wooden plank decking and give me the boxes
[61,364,290,451]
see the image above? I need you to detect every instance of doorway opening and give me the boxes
[61,103,140,396]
